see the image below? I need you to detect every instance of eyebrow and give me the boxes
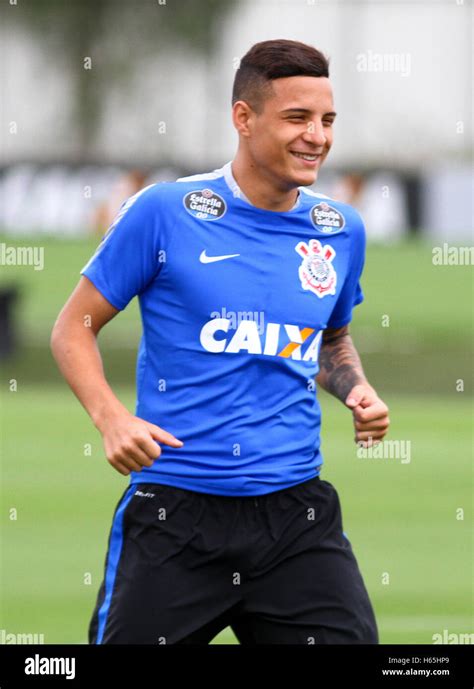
[281,108,337,117]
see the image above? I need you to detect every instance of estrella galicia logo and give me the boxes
[310,202,345,234]
[183,189,227,221]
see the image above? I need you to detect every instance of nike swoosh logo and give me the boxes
[199,250,240,264]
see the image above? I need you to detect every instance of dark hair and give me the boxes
[232,39,330,113]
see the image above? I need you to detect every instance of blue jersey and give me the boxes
[80,162,366,496]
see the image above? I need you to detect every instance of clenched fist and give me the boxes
[345,384,390,448]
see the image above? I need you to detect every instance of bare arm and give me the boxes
[316,324,369,402]
[50,276,183,475]
[51,276,125,426]
[316,324,390,445]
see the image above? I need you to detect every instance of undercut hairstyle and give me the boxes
[232,39,330,114]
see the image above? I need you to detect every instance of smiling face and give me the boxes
[233,76,336,191]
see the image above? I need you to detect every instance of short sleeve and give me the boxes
[80,184,163,310]
[326,214,366,329]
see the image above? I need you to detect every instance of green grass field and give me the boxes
[0,234,472,644]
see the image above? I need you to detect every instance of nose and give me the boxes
[302,120,327,148]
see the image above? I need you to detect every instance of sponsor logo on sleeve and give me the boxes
[310,202,345,234]
[183,189,227,221]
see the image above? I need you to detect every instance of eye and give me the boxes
[287,116,305,122]
[323,120,334,127]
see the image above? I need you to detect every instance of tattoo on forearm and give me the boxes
[317,327,366,401]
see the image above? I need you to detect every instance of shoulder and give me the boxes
[175,166,227,185]
[136,167,228,208]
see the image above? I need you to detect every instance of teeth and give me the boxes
[293,152,317,161]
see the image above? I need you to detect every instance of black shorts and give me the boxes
[89,476,378,645]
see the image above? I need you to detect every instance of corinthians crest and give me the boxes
[295,239,337,298]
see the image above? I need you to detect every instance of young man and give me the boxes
[51,39,389,645]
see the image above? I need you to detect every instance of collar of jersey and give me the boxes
[222,161,302,213]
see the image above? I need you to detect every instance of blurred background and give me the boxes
[0,0,472,645]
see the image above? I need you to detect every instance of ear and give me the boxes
[232,100,254,138]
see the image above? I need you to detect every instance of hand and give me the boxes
[345,384,390,448]
[96,407,184,476]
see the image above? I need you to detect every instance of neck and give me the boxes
[231,151,299,212]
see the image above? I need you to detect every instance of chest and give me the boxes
[160,211,351,331]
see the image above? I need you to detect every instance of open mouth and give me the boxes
[290,151,321,165]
